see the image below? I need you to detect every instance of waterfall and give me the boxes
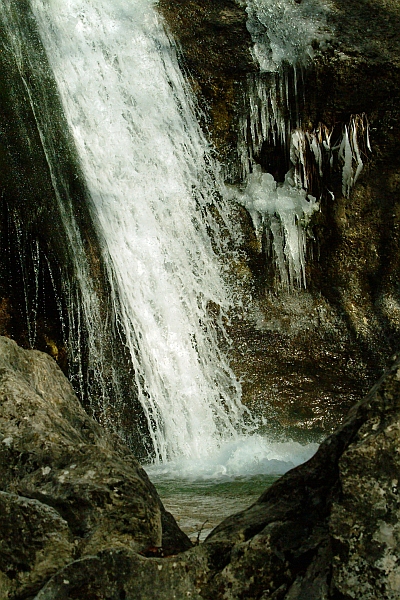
[0,0,118,413]
[30,0,249,463]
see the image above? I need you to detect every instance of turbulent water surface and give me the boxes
[147,434,318,539]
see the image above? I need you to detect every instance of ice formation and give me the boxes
[236,165,318,289]
[245,0,332,72]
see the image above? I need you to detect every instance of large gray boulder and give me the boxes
[0,336,190,599]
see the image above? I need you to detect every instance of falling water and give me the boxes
[30,0,251,463]
[0,0,116,411]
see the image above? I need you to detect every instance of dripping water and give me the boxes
[0,0,120,421]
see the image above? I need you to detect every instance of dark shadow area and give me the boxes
[0,0,152,459]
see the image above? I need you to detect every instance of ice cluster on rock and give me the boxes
[245,0,332,72]
[235,165,318,289]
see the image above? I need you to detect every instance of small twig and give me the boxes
[194,520,209,546]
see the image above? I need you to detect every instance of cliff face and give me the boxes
[2,0,398,438]
[0,1,151,447]
[0,0,93,359]
[305,0,400,364]
[159,0,400,437]
[158,0,255,167]
[0,0,112,406]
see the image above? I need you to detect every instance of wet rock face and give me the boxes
[329,368,400,598]
[304,0,400,373]
[200,355,400,599]
[158,0,255,166]
[0,0,152,446]
[0,337,190,599]
[159,0,400,421]
[2,338,398,599]
[0,0,96,355]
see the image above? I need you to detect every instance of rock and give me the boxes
[33,548,209,600]
[0,492,73,599]
[1,337,399,598]
[158,0,400,431]
[200,356,400,599]
[158,0,255,167]
[26,352,400,599]
[0,336,191,598]
[329,369,400,598]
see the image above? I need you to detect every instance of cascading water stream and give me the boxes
[0,0,115,411]
[30,0,250,463]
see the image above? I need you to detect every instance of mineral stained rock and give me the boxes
[1,336,400,598]
[157,0,400,441]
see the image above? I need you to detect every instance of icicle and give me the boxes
[338,115,369,198]
[339,126,353,197]
[233,165,319,290]
[351,120,364,185]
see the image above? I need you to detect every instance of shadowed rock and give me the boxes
[0,336,191,599]
[1,336,399,598]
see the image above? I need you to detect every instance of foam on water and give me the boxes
[146,435,319,480]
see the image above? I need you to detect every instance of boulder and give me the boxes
[201,354,400,599]
[0,336,191,599]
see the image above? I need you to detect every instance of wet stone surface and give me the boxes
[227,292,373,439]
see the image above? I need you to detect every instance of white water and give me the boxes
[146,434,318,479]
[30,0,253,463]
[245,0,332,72]
[0,0,115,409]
